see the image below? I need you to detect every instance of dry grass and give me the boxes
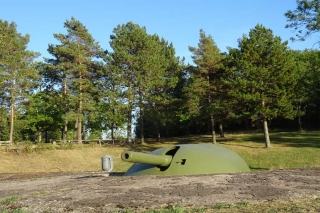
[0,131,319,174]
[0,144,131,173]
[200,197,320,213]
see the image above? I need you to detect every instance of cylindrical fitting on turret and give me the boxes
[121,151,172,167]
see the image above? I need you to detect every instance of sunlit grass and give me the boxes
[216,131,320,171]
[0,131,319,173]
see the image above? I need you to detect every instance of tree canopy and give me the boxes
[185,29,225,144]
[226,24,298,147]
[42,17,104,144]
[1,17,320,145]
[285,0,320,43]
[0,20,39,143]
[107,22,181,145]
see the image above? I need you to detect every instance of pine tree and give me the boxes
[186,29,225,144]
[0,20,40,143]
[226,24,297,148]
[285,0,320,42]
[43,17,104,144]
[108,22,180,145]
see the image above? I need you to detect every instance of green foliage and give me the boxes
[21,91,64,142]
[107,22,182,142]
[285,0,320,42]
[42,17,105,143]
[213,203,231,210]
[0,208,31,213]
[0,196,19,204]
[185,29,225,119]
[24,141,34,153]
[34,142,55,153]
[2,17,320,142]
[0,107,9,140]
[86,129,103,140]
[0,19,40,143]
[58,141,74,150]
[181,30,226,143]
[235,201,249,209]
[225,24,298,146]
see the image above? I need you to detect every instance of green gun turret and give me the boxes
[121,144,251,176]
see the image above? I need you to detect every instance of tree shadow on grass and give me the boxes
[228,131,320,149]
[249,167,270,171]
[127,131,320,152]
[127,136,218,153]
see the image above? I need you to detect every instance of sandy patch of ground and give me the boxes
[0,168,320,212]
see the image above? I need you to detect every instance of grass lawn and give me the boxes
[217,131,320,171]
[0,131,319,173]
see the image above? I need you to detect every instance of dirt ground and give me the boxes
[0,168,320,212]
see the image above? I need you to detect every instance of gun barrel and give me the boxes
[121,151,172,167]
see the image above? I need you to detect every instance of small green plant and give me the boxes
[0,196,19,204]
[235,201,249,209]
[12,208,30,213]
[1,206,32,213]
[34,142,56,153]
[213,203,231,210]
[116,210,132,213]
[34,191,49,196]
[58,142,74,150]
[169,205,184,213]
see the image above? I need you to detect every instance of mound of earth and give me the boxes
[0,168,320,212]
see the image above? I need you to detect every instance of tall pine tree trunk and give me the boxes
[111,108,115,141]
[73,119,78,140]
[63,80,68,142]
[140,106,145,144]
[127,74,133,146]
[219,123,225,138]
[208,94,216,144]
[78,70,83,144]
[9,81,15,144]
[82,119,86,140]
[63,120,68,142]
[37,130,42,142]
[210,115,216,144]
[262,100,270,148]
[78,108,82,144]
[111,123,114,139]
[9,103,14,144]
[319,99,320,130]
[297,105,302,132]
[155,120,161,142]
[263,118,270,148]
[127,108,132,146]
[111,123,114,145]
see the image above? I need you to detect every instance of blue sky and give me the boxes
[1,0,319,64]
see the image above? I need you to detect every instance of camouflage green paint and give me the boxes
[122,144,251,176]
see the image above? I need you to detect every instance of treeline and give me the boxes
[0,14,319,147]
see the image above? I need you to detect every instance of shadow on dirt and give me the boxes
[74,172,125,179]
